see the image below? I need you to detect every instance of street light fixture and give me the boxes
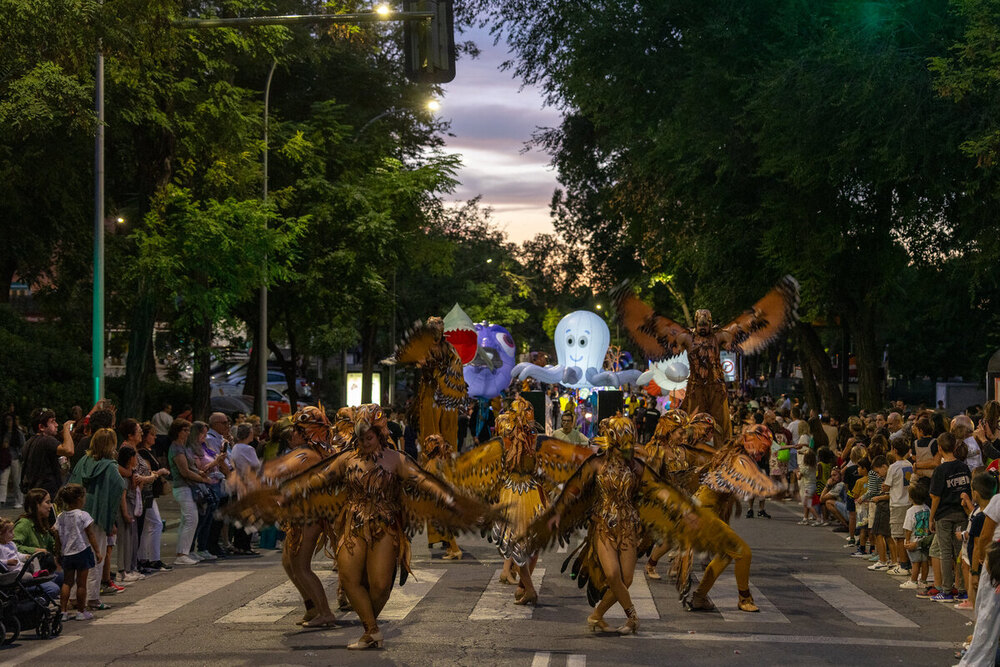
[116,216,125,224]
[375,4,391,17]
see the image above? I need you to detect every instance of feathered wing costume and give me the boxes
[519,415,737,634]
[420,434,464,559]
[682,424,779,612]
[384,316,468,450]
[229,404,495,649]
[615,276,800,439]
[450,396,592,604]
[226,405,349,627]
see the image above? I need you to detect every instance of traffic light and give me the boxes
[403,0,455,84]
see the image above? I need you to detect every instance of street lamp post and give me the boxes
[259,59,277,421]
[92,29,105,403]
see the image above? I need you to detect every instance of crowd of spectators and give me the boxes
[0,400,273,628]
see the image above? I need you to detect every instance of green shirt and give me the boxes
[13,517,55,555]
[552,428,589,446]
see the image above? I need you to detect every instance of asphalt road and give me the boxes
[0,498,971,667]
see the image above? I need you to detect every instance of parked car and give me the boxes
[209,393,292,422]
[225,369,312,398]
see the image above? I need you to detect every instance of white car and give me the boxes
[217,369,312,398]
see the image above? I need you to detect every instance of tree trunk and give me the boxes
[801,353,820,417]
[267,339,299,412]
[847,308,882,412]
[121,286,157,419]
[0,258,17,305]
[794,321,848,418]
[192,319,213,421]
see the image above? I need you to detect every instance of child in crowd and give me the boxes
[867,456,893,570]
[885,441,914,576]
[54,483,102,622]
[850,457,872,558]
[0,518,27,573]
[959,540,1000,666]
[901,484,931,590]
[843,446,867,549]
[797,450,821,525]
[957,471,997,610]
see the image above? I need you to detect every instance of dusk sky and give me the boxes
[437,25,562,243]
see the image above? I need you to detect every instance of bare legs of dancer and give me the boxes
[645,541,670,579]
[514,554,539,605]
[282,524,337,627]
[687,527,758,612]
[500,557,518,585]
[589,537,639,634]
[338,533,396,649]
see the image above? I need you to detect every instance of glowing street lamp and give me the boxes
[375,4,391,17]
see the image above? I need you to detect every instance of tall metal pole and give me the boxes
[92,42,105,403]
[259,60,277,421]
[388,269,396,406]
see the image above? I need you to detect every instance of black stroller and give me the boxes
[0,551,63,643]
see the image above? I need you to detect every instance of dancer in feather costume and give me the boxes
[229,404,495,650]
[450,396,592,606]
[520,415,743,635]
[420,434,464,560]
[681,423,779,613]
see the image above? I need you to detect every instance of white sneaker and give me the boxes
[188,551,204,562]
[900,580,920,589]
[797,519,810,525]
[197,550,218,561]
[121,572,140,583]
[868,561,890,571]
[173,555,199,566]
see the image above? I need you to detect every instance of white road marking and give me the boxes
[94,570,253,625]
[218,573,335,624]
[566,655,586,667]
[792,573,917,627]
[605,573,658,620]
[218,569,443,623]
[0,634,81,666]
[470,568,547,620]
[709,579,789,623]
[530,652,551,667]
[339,569,445,622]
[641,631,953,649]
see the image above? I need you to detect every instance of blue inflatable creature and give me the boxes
[464,322,517,399]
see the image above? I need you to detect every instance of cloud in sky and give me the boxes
[438,26,562,243]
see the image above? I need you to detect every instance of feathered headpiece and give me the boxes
[496,396,536,467]
[422,433,453,460]
[594,414,637,455]
[290,404,335,450]
[352,403,392,448]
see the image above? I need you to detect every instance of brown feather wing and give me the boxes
[721,275,800,355]
[450,438,505,501]
[520,456,600,554]
[535,436,594,485]
[701,452,779,500]
[612,283,686,360]
[400,461,498,538]
[384,322,438,366]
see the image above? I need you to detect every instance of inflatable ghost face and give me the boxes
[512,310,642,389]
[464,322,516,398]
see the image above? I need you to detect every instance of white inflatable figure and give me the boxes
[511,310,642,389]
[637,350,691,391]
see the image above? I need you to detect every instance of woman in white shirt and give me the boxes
[229,424,260,555]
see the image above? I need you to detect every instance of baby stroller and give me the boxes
[0,552,62,643]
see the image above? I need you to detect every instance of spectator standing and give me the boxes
[136,422,170,571]
[796,449,821,525]
[865,456,893,570]
[70,407,115,471]
[910,416,939,487]
[168,419,211,565]
[21,409,74,501]
[900,484,931,590]
[975,400,1000,461]
[115,445,142,583]
[200,416,231,558]
[53,483,101,621]
[952,414,982,470]
[552,412,590,446]
[67,428,126,610]
[151,403,173,437]
[0,414,25,508]
[960,541,1000,666]
[229,424,260,555]
[927,432,971,602]
[885,441,914,576]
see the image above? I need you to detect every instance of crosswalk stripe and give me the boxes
[94,570,253,625]
[530,652,551,667]
[0,634,81,666]
[339,569,445,622]
[642,631,953,649]
[792,573,917,627]
[566,655,586,667]
[218,574,333,624]
[218,569,444,623]
[469,568,547,620]
[605,573,658,619]
[709,579,789,623]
